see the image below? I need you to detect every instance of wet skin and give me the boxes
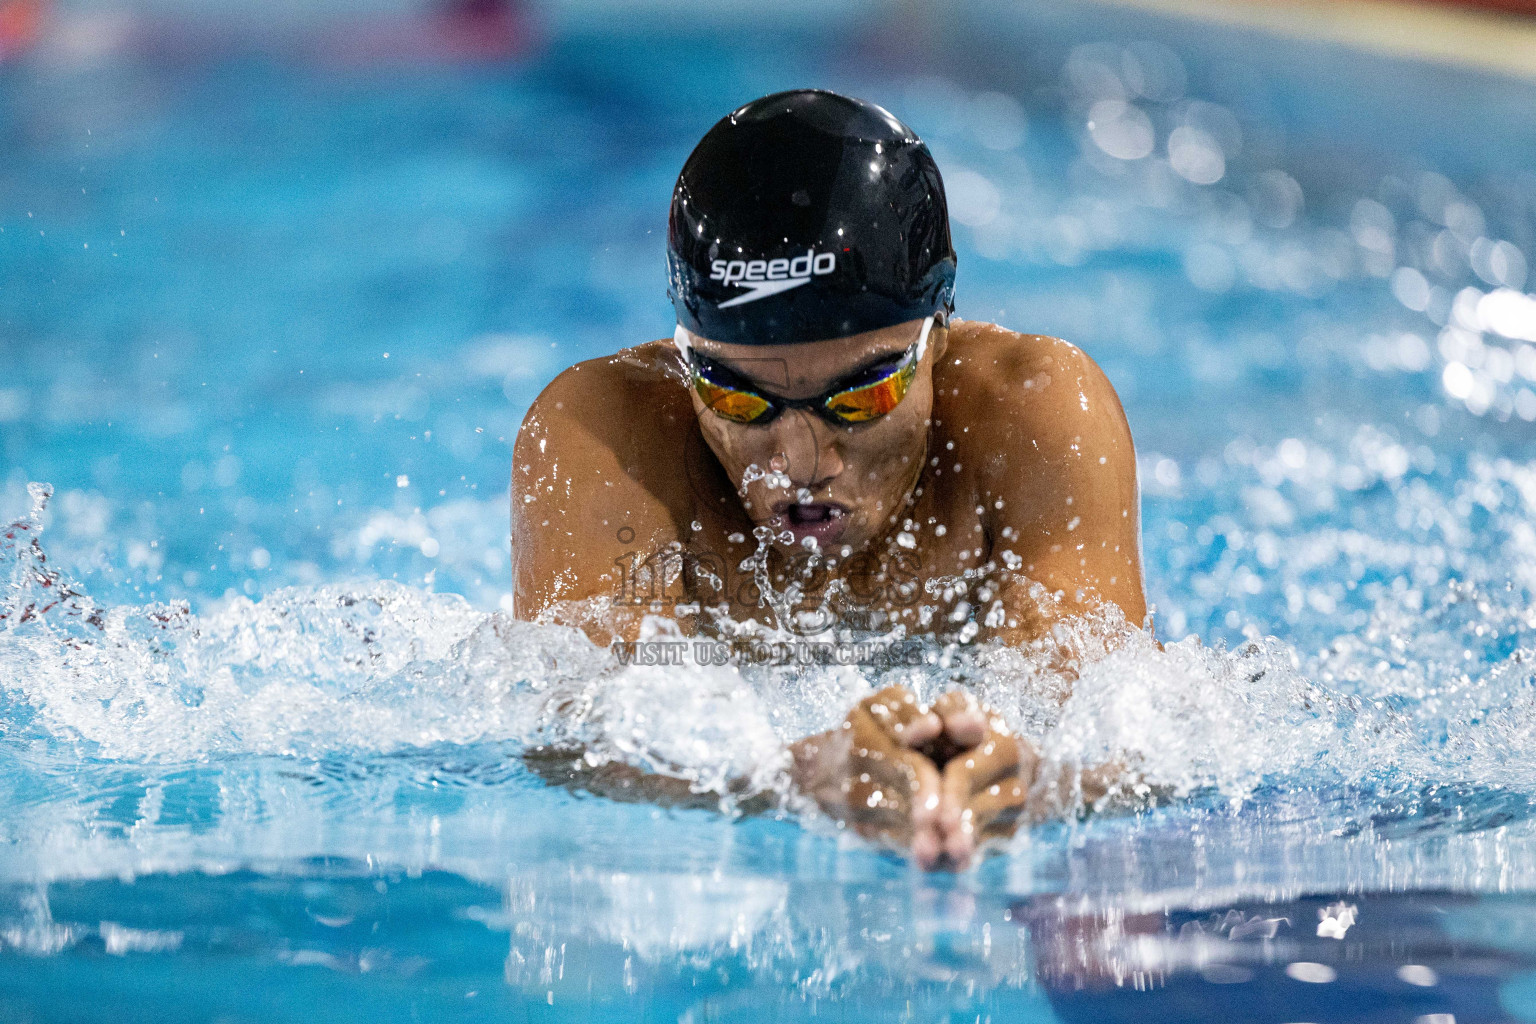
[511,318,1147,868]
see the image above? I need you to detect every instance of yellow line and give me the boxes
[1081,0,1536,80]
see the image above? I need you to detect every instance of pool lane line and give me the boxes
[1076,0,1536,81]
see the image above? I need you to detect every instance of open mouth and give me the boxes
[772,502,850,547]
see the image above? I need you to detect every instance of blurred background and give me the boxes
[3,0,1536,650]
[9,8,1536,1018]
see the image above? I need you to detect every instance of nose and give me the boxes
[774,409,845,490]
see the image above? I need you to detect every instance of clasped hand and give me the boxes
[792,686,1037,870]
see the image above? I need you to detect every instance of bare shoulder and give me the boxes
[935,320,1135,490]
[512,340,700,614]
[939,320,1123,420]
[515,341,688,458]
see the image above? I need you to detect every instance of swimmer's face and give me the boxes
[680,318,947,554]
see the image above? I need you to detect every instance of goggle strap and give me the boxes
[913,314,934,365]
[673,324,694,363]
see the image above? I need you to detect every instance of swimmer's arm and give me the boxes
[978,338,1147,643]
[511,359,689,646]
[965,340,1157,810]
[523,747,777,813]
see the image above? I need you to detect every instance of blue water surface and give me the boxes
[5,1,1536,1021]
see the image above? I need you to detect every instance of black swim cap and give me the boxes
[667,89,956,347]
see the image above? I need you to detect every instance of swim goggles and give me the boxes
[674,315,934,427]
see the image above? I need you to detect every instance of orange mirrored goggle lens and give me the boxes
[822,358,918,423]
[693,375,774,423]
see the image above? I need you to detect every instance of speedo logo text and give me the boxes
[709,248,837,308]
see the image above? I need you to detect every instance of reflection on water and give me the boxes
[7,866,1536,1023]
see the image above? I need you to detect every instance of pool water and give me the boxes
[5,3,1536,1021]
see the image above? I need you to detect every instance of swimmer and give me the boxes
[512,90,1146,869]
